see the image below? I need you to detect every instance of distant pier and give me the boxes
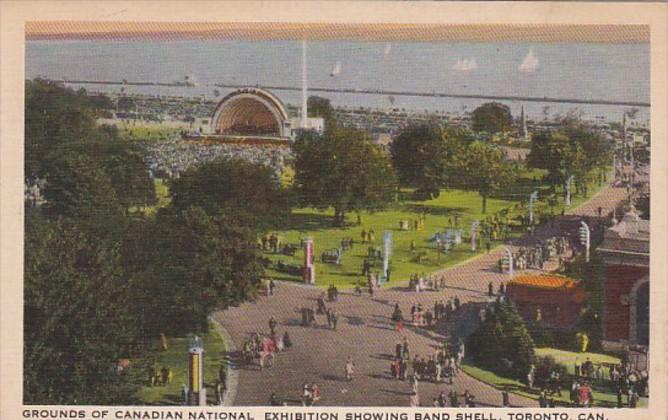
[57,79,650,108]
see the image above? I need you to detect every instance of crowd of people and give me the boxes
[390,298,462,329]
[408,273,453,292]
[498,235,574,273]
[142,138,292,179]
[241,327,293,370]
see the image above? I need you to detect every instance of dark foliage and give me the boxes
[169,158,291,230]
[468,299,536,379]
[471,102,513,134]
[292,125,398,225]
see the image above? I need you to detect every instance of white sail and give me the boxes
[330,61,342,77]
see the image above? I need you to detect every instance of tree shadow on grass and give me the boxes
[280,212,338,232]
[399,204,469,217]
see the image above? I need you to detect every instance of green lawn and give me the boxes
[462,346,648,408]
[535,347,621,376]
[130,179,171,217]
[135,322,227,405]
[263,168,609,288]
[264,189,516,288]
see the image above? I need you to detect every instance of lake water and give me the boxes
[26,39,650,122]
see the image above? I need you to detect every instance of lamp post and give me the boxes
[188,336,206,405]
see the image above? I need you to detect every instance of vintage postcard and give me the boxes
[1,2,666,420]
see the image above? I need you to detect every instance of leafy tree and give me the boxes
[93,140,156,210]
[292,126,398,226]
[471,102,513,134]
[390,124,448,198]
[128,207,264,335]
[168,158,291,230]
[307,95,336,129]
[25,79,102,174]
[456,141,519,213]
[468,299,536,380]
[24,215,140,404]
[26,80,155,215]
[527,121,612,194]
[533,356,568,389]
[563,253,606,351]
[40,150,123,220]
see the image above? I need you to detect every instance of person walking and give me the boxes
[502,386,510,407]
[410,391,420,407]
[345,357,355,382]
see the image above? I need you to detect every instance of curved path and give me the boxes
[213,185,626,407]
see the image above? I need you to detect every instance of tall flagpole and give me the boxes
[301,40,308,124]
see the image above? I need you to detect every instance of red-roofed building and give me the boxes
[506,274,587,328]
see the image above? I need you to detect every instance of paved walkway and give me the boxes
[213,185,626,407]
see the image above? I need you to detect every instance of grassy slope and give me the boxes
[462,347,647,408]
[135,322,226,405]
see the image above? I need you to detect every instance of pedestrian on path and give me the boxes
[345,357,355,382]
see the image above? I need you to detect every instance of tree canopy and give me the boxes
[24,215,141,404]
[471,102,513,134]
[124,207,265,335]
[168,158,291,230]
[292,126,398,225]
[468,299,536,380]
[454,141,519,213]
[390,124,477,199]
[307,95,336,129]
[527,120,612,192]
[23,79,265,404]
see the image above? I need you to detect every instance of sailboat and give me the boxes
[330,61,342,77]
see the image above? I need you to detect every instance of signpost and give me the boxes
[303,237,315,284]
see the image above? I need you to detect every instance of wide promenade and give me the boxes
[213,185,626,407]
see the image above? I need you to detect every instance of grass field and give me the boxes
[262,168,609,288]
[264,189,516,288]
[462,347,647,408]
[135,322,227,405]
[534,347,622,376]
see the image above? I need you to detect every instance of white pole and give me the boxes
[580,221,590,263]
[301,40,308,125]
[528,191,538,225]
[471,221,478,252]
[505,247,514,278]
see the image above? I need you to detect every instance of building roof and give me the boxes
[599,207,649,265]
[507,274,587,304]
[510,274,581,290]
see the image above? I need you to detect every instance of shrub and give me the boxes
[533,356,569,390]
[467,299,536,380]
